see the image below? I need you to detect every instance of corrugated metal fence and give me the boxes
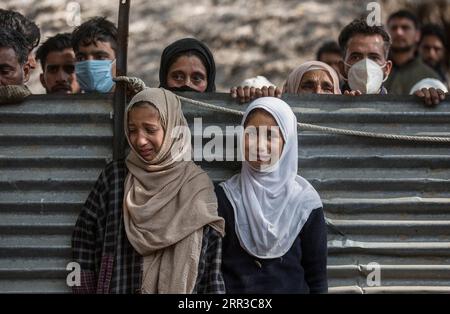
[1,93,449,293]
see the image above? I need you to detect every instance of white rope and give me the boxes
[114,76,450,143]
[179,96,450,143]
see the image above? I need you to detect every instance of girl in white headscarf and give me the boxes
[216,97,328,293]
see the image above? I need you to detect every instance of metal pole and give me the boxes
[113,0,130,161]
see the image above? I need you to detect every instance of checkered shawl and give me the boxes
[72,160,225,294]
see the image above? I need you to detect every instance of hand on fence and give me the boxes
[230,85,283,104]
[414,87,446,107]
[343,90,363,96]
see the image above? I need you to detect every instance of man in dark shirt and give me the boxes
[36,33,80,94]
[0,9,40,83]
[385,10,441,95]
[419,23,448,87]
[0,29,30,87]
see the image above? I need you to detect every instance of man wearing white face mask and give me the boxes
[338,19,446,107]
[338,19,393,95]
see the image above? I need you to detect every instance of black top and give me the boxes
[216,185,328,294]
[159,37,216,92]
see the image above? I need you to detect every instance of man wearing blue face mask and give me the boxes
[72,17,117,93]
[338,18,446,107]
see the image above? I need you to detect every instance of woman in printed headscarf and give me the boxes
[216,97,328,293]
[231,60,341,103]
[159,37,216,93]
[72,87,225,294]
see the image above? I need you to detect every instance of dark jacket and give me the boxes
[216,185,328,294]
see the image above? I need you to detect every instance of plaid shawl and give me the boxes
[72,160,225,294]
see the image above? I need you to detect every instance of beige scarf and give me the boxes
[283,61,341,94]
[122,88,225,294]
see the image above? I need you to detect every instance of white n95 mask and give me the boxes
[346,58,387,94]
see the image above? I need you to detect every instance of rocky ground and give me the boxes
[1,0,447,93]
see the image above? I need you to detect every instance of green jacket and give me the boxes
[385,56,441,95]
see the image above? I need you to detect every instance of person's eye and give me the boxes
[63,65,75,74]
[145,127,157,134]
[128,128,136,133]
[192,74,205,83]
[95,54,109,60]
[172,73,184,81]
[48,67,58,73]
[323,83,333,90]
[301,83,313,90]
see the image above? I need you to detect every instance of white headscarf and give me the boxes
[409,78,448,94]
[220,97,323,259]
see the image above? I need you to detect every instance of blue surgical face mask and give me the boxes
[75,59,115,93]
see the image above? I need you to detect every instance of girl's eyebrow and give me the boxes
[142,122,160,128]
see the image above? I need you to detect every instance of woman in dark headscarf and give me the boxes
[159,38,216,92]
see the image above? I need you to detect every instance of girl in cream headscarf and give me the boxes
[72,88,225,294]
[216,97,328,293]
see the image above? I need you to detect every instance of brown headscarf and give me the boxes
[283,61,341,94]
[123,88,225,294]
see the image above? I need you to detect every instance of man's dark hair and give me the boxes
[420,23,447,49]
[0,28,29,65]
[387,10,420,29]
[71,17,118,54]
[0,9,40,51]
[36,33,73,68]
[316,40,342,60]
[338,19,392,58]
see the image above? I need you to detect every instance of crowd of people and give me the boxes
[0,8,449,294]
[1,8,449,104]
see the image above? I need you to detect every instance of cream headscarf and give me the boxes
[123,87,225,294]
[283,61,341,94]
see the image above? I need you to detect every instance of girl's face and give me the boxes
[298,69,335,94]
[128,103,165,161]
[244,109,285,170]
[166,55,208,92]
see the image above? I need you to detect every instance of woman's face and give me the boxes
[298,69,335,94]
[128,103,165,161]
[244,109,285,171]
[166,55,208,92]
